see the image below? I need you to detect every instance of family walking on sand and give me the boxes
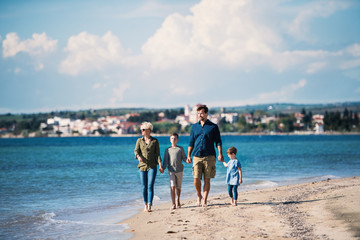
[134,104,243,212]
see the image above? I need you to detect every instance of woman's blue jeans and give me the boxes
[228,185,238,200]
[139,167,157,205]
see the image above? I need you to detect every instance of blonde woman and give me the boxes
[134,122,163,212]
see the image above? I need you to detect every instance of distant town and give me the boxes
[0,103,359,138]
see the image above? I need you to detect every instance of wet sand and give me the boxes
[122,176,360,240]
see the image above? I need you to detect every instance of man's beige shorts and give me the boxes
[192,155,216,179]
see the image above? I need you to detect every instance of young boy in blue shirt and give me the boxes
[223,146,243,206]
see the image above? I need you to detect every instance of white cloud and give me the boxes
[306,62,327,74]
[92,83,102,89]
[2,32,57,58]
[14,67,22,74]
[270,49,342,73]
[258,79,307,102]
[170,84,194,96]
[204,79,308,108]
[57,0,356,77]
[346,43,360,57]
[121,1,193,18]
[142,0,282,70]
[59,31,133,76]
[288,1,349,42]
[110,81,131,103]
[141,0,353,73]
[35,63,44,71]
[340,59,360,70]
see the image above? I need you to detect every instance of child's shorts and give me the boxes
[192,155,216,179]
[169,171,183,189]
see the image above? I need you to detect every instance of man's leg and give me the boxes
[203,178,210,207]
[194,178,202,206]
[202,156,216,207]
[192,157,203,206]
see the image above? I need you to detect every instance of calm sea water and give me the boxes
[1,135,360,239]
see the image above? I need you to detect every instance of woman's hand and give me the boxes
[137,156,143,162]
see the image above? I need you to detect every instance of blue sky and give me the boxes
[1,0,360,113]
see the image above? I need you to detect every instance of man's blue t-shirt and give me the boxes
[189,120,222,157]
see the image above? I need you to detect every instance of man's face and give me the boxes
[197,109,208,121]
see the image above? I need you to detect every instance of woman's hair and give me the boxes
[226,146,237,155]
[140,122,153,131]
[197,104,208,113]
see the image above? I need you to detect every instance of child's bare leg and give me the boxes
[170,186,176,210]
[176,188,181,208]
[231,197,234,206]
[144,204,148,212]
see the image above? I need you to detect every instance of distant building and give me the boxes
[312,114,324,125]
[189,104,202,123]
[184,105,191,117]
[261,116,277,124]
[221,113,239,123]
[314,123,324,133]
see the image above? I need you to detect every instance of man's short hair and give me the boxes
[197,104,208,113]
[226,146,237,155]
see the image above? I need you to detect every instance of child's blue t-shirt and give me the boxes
[225,159,242,186]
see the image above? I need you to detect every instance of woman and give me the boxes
[134,122,163,212]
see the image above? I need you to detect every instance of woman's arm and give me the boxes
[134,139,143,162]
[155,140,162,166]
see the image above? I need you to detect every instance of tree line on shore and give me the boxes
[0,106,359,137]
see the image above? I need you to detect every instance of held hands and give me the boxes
[159,167,164,174]
[137,156,143,162]
[218,154,224,162]
[186,156,192,164]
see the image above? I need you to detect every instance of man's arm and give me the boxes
[217,145,224,162]
[187,146,193,163]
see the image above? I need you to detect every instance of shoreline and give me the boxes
[121,176,360,240]
[1,131,360,139]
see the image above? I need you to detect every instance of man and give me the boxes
[187,104,224,207]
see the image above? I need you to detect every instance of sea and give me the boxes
[1,134,360,239]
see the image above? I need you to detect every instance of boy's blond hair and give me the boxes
[226,146,237,155]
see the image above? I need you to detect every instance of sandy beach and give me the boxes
[122,176,360,240]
